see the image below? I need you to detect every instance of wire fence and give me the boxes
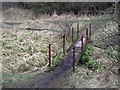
[47,22,92,68]
[15,15,113,70]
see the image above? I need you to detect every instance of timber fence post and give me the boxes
[72,27,74,43]
[86,29,88,45]
[63,34,66,56]
[89,23,92,41]
[77,23,79,39]
[81,34,83,52]
[48,44,51,67]
[73,46,75,72]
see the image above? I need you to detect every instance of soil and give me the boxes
[17,15,117,88]
[1,7,118,88]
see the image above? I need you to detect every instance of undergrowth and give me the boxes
[79,44,105,71]
[49,50,63,71]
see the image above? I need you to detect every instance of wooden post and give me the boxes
[89,23,91,30]
[63,34,66,56]
[77,23,79,39]
[72,27,74,43]
[73,46,75,72]
[86,29,88,45]
[96,12,97,16]
[81,34,83,52]
[89,24,92,41]
[48,44,51,67]
[89,29,91,40]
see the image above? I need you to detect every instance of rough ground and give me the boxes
[1,7,119,88]
[1,7,91,88]
[60,46,119,88]
[59,20,119,88]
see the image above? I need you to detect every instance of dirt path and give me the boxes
[26,15,115,88]
[34,15,114,88]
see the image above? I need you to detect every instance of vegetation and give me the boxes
[49,50,63,71]
[3,2,118,16]
[70,19,119,88]
[79,44,104,71]
[1,29,64,74]
[1,1,119,88]
[20,2,114,15]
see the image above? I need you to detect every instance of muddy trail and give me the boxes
[12,15,115,88]
[2,15,115,88]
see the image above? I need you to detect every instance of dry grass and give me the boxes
[1,7,92,74]
[1,7,93,87]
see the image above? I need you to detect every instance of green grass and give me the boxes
[80,44,93,64]
[79,44,106,71]
[82,76,92,80]
[2,67,50,88]
[2,71,37,88]
[91,15,111,21]
[1,29,65,87]
[107,52,119,59]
